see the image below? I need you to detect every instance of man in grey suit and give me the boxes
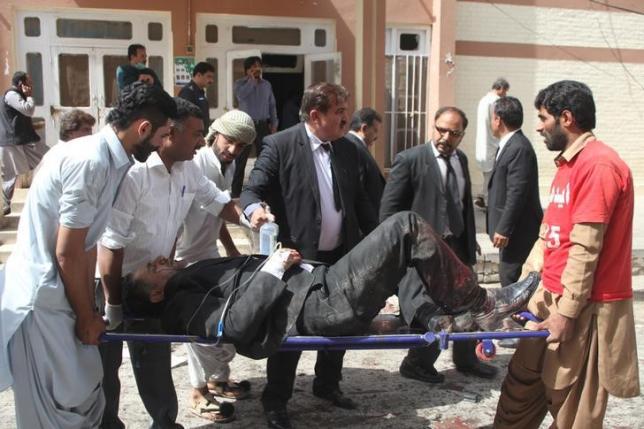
[380,106,497,382]
[487,96,542,286]
[345,108,386,214]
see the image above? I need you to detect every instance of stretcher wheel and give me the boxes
[475,340,496,361]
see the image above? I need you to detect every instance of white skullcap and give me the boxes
[206,109,256,145]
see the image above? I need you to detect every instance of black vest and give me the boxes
[0,88,40,146]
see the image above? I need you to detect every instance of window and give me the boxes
[232,26,300,46]
[205,58,218,109]
[24,17,40,37]
[26,53,44,105]
[384,28,429,166]
[58,54,90,107]
[205,25,218,43]
[314,29,326,47]
[399,33,420,51]
[56,19,132,39]
[148,56,164,86]
[148,22,163,41]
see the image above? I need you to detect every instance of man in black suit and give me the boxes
[241,82,378,429]
[345,108,386,213]
[380,106,497,383]
[487,96,542,286]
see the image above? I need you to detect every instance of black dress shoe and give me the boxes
[473,272,540,331]
[312,387,357,409]
[265,408,292,429]
[456,361,498,379]
[399,357,445,383]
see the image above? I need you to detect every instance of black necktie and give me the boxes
[321,143,342,211]
[441,155,464,237]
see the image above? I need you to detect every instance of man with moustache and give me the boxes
[174,110,256,414]
[241,82,378,429]
[380,106,497,384]
[0,82,177,429]
[495,81,639,428]
[98,98,247,427]
[178,61,216,133]
[232,56,278,197]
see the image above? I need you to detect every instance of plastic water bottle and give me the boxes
[259,206,279,255]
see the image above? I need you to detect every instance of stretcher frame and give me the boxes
[101,313,548,357]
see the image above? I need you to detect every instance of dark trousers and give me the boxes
[297,213,485,336]
[231,119,270,198]
[261,246,346,411]
[499,246,530,287]
[96,282,179,429]
[403,233,480,370]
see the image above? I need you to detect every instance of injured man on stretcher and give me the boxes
[124,211,539,359]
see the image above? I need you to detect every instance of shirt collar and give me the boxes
[429,140,458,160]
[101,126,133,169]
[348,130,366,146]
[305,123,330,151]
[498,129,519,152]
[554,131,595,166]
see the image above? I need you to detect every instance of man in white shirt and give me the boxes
[475,78,509,209]
[0,81,177,429]
[97,98,247,427]
[174,109,256,411]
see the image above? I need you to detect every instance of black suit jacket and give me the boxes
[156,256,321,359]
[241,123,378,259]
[345,132,386,213]
[486,130,543,262]
[380,143,477,265]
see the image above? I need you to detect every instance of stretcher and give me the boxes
[101,312,548,360]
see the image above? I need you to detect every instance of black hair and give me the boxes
[193,62,215,76]
[349,107,382,131]
[493,96,523,130]
[11,71,28,87]
[59,109,96,141]
[300,82,349,122]
[243,56,262,72]
[434,106,469,130]
[106,81,177,131]
[492,77,510,91]
[534,80,596,131]
[173,97,204,123]
[127,44,146,60]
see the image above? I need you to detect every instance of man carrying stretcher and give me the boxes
[124,211,540,359]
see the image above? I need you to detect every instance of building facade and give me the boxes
[2,0,643,194]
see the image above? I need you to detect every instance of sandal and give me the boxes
[207,380,251,400]
[190,393,235,423]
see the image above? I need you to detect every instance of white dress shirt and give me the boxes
[348,130,366,147]
[305,123,343,251]
[496,129,518,160]
[475,91,500,172]
[430,141,466,200]
[101,151,231,275]
[175,146,235,264]
[0,126,132,399]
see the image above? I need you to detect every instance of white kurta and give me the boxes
[0,126,132,427]
[173,146,238,388]
[100,151,231,275]
[175,146,235,264]
[475,91,500,173]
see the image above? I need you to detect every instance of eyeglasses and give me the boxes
[435,126,465,138]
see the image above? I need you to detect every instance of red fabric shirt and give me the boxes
[542,139,633,302]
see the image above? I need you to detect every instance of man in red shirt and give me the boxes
[495,80,640,428]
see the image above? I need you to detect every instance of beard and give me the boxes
[543,121,568,152]
[132,135,157,162]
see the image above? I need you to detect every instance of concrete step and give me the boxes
[0,243,15,264]
[0,214,20,230]
[0,230,17,245]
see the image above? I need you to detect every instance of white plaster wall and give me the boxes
[457,1,644,50]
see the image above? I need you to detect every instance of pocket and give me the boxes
[177,192,196,222]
